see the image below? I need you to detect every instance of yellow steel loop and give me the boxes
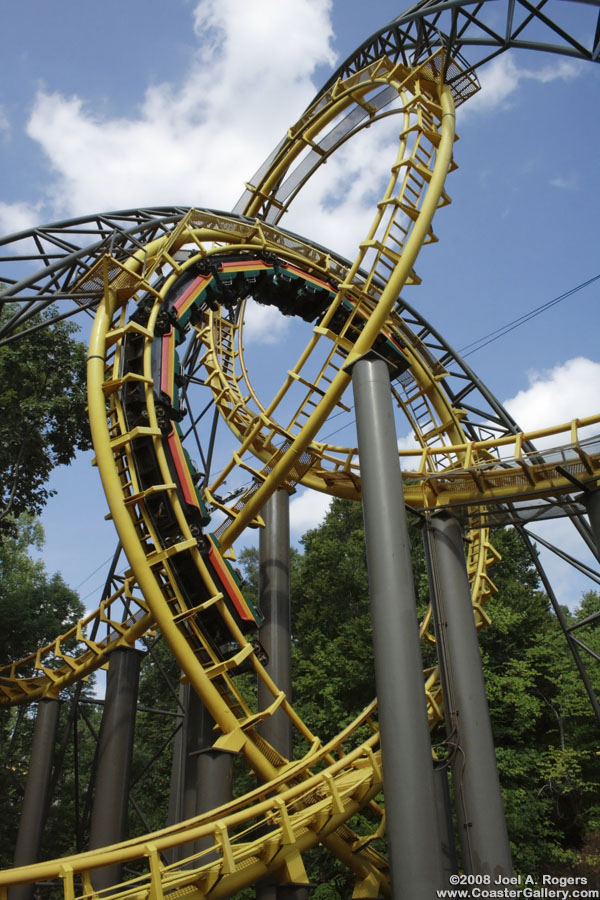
[3,38,598,900]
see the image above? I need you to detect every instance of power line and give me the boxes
[74,553,115,591]
[459,273,600,359]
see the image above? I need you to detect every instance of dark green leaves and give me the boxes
[0,304,91,537]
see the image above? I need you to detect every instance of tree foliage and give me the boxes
[246,500,600,885]
[290,499,373,740]
[0,515,84,663]
[0,303,91,537]
[2,497,600,889]
[0,516,87,867]
[478,536,600,878]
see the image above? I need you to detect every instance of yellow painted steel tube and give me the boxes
[242,77,389,220]
[220,83,456,549]
[87,289,280,783]
[0,722,382,888]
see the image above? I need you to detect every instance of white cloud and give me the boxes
[459,55,580,117]
[192,0,335,83]
[499,358,600,609]
[503,357,600,448]
[528,59,581,85]
[0,200,42,237]
[550,173,579,190]
[14,4,583,268]
[15,1,413,265]
[398,430,419,452]
[0,105,9,140]
[388,358,600,609]
[24,0,336,219]
[242,298,291,345]
[284,115,401,259]
[290,487,331,534]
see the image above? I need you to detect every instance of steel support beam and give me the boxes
[167,683,187,829]
[584,489,600,553]
[170,683,234,863]
[256,490,297,900]
[433,763,459,878]
[517,526,600,725]
[10,697,61,900]
[424,512,512,877]
[165,682,186,865]
[256,882,278,900]
[277,886,312,900]
[258,488,293,760]
[350,355,444,899]
[183,687,233,819]
[89,646,143,891]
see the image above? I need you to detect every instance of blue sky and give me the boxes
[1,0,599,610]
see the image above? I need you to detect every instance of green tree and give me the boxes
[475,534,600,876]
[5,499,596,887]
[0,516,87,866]
[0,303,91,537]
[128,637,182,838]
[237,503,600,886]
[0,301,94,861]
[290,499,374,741]
[0,515,84,664]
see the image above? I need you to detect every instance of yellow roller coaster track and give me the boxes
[2,41,599,900]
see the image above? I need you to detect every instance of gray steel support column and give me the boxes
[350,355,445,899]
[584,489,600,553]
[424,512,512,877]
[89,646,143,890]
[167,682,187,827]
[10,697,61,900]
[182,687,233,817]
[256,491,296,900]
[277,885,311,900]
[433,763,459,878]
[256,882,278,900]
[257,488,293,760]
[179,685,234,863]
[165,682,187,864]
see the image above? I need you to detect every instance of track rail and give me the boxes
[1,705,389,899]
[1,55,463,896]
